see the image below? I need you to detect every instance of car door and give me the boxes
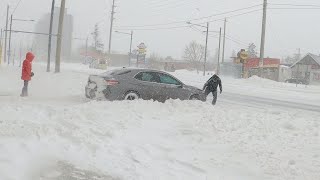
[134,71,164,101]
[157,73,190,100]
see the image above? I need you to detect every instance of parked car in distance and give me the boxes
[285,78,309,85]
[85,68,206,102]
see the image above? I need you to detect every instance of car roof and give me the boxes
[112,68,167,74]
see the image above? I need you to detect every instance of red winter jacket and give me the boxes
[21,52,35,81]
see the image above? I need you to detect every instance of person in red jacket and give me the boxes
[21,52,35,97]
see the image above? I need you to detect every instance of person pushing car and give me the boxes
[203,74,222,105]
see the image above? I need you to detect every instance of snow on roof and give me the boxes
[291,53,320,68]
[308,53,320,65]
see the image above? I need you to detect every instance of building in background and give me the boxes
[33,7,73,60]
[291,53,320,85]
[244,58,280,81]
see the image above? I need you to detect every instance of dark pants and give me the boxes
[205,88,218,105]
[21,80,29,97]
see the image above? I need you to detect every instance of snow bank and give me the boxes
[0,100,319,180]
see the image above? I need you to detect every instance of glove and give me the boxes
[31,72,34,77]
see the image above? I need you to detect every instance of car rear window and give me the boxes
[102,69,132,76]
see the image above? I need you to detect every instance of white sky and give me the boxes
[1,0,320,60]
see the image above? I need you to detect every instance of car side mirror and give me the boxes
[177,84,183,88]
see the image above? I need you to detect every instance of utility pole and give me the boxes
[47,0,55,72]
[85,36,88,59]
[13,48,15,66]
[203,22,209,76]
[55,0,66,73]
[259,0,267,77]
[0,29,2,64]
[129,30,133,67]
[108,0,116,55]
[4,5,9,63]
[221,18,227,64]
[217,27,222,75]
[8,15,13,65]
[19,41,22,67]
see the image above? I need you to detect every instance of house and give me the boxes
[291,53,320,85]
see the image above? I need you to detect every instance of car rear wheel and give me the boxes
[88,89,97,99]
[124,91,139,100]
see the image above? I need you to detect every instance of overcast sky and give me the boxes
[1,0,320,61]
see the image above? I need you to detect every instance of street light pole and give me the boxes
[7,17,35,65]
[47,0,55,72]
[203,22,209,76]
[129,30,133,67]
[0,29,2,64]
[115,30,134,67]
[8,15,13,65]
[222,18,227,64]
[4,5,9,63]
[187,21,210,76]
[85,36,88,59]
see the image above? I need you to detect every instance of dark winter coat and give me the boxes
[21,52,35,81]
[203,75,222,92]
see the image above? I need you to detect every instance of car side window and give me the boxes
[135,72,160,83]
[158,73,180,85]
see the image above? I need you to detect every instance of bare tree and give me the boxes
[183,41,205,73]
[148,53,163,69]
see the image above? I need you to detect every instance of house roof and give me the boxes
[291,53,320,68]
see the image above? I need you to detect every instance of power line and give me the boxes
[207,9,262,23]
[12,0,23,14]
[115,4,262,28]
[115,25,190,31]
[269,3,320,8]
[115,8,262,31]
[268,7,320,10]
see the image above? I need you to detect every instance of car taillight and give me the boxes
[105,79,119,86]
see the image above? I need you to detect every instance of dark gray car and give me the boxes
[85,68,206,102]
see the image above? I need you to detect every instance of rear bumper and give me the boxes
[85,85,121,101]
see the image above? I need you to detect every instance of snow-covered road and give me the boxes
[222,92,320,112]
[0,63,319,180]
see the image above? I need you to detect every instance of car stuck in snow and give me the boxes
[85,68,206,102]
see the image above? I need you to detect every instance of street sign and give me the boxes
[137,43,147,55]
[240,51,248,61]
[137,43,146,49]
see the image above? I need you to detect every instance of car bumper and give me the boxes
[85,84,121,101]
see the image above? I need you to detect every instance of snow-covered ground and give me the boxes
[0,63,319,180]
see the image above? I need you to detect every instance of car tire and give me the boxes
[88,89,97,99]
[124,91,140,100]
[190,94,200,100]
